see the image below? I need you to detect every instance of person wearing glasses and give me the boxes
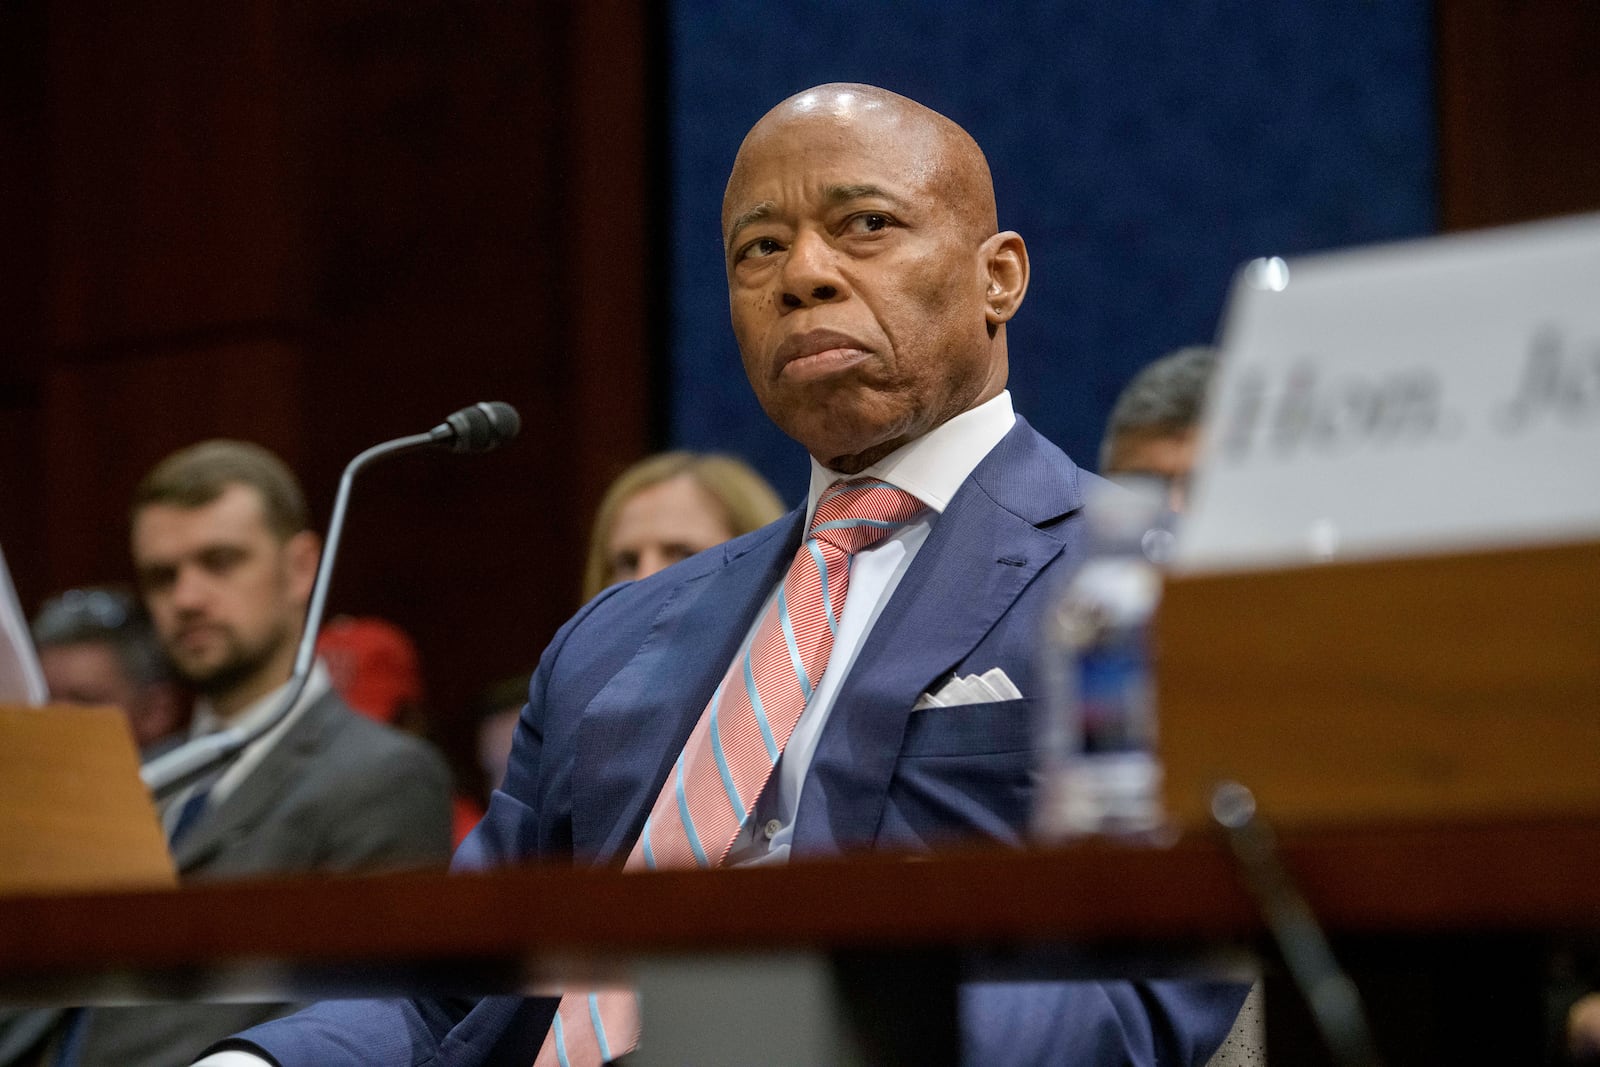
[30,584,190,759]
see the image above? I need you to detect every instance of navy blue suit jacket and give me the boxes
[231,418,1246,1065]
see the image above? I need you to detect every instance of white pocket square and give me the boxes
[913,667,1023,709]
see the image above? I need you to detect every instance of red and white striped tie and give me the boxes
[533,478,925,1066]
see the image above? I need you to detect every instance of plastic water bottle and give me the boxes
[1034,478,1175,842]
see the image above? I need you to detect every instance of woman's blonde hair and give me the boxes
[581,451,786,602]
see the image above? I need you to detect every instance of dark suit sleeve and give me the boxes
[961,979,1252,1066]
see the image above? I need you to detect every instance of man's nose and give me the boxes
[779,229,847,310]
[170,564,209,611]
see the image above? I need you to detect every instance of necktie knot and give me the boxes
[807,479,925,556]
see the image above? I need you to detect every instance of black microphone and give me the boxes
[142,402,522,798]
[429,400,521,454]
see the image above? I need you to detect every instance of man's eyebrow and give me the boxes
[725,185,910,248]
[823,183,902,207]
[726,202,777,246]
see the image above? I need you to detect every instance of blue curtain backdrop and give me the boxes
[666,3,1436,504]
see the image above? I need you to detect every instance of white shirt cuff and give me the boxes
[192,1052,274,1067]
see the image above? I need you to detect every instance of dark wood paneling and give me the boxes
[0,0,49,606]
[45,0,306,349]
[0,0,47,380]
[1,0,655,780]
[1437,3,1600,230]
[562,0,655,544]
[291,1,576,769]
[40,341,308,594]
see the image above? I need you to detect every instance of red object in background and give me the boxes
[316,616,423,726]
[317,615,484,847]
[453,795,485,847]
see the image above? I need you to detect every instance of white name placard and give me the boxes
[1178,212,1600,571]
[0,543,47,705]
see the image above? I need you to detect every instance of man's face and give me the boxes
[1102,428,1200,512]
[39,641,181,747]
[40,641,140,713]
[723,98,1008,472]
[131,484,314,707]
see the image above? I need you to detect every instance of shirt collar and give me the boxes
[805,390,1016,522]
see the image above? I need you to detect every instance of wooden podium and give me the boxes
[0,703,174,895]
[1157,537,1600,829]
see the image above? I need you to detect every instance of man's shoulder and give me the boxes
[181,690,453,878]
[302,691,450,777]
[289,695,453,849]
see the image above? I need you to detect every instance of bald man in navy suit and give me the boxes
[205,83,1249,1067]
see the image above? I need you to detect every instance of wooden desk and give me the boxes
[3,815,1598,1064]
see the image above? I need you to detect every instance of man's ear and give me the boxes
[284,530,321,605]
[981,230,1030,327]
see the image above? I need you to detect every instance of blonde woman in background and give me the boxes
[582,451,786,602]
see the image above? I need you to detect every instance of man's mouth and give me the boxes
[174,623,225,650]
[774,329,872,382]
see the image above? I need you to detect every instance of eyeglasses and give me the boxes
[32,587,140,643]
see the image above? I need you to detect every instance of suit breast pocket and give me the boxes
[899,697,1035,757]
[882,698,1037,849]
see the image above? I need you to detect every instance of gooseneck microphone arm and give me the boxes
[141,402,521,799]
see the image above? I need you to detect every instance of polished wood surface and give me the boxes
[2,815,1598,1003]
[0,704,174,896]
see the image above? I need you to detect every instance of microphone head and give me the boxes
[435,401,521,453]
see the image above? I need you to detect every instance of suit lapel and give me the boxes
[572,510,804,863]
[171,693,339,873]
[792,418,1084,853]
